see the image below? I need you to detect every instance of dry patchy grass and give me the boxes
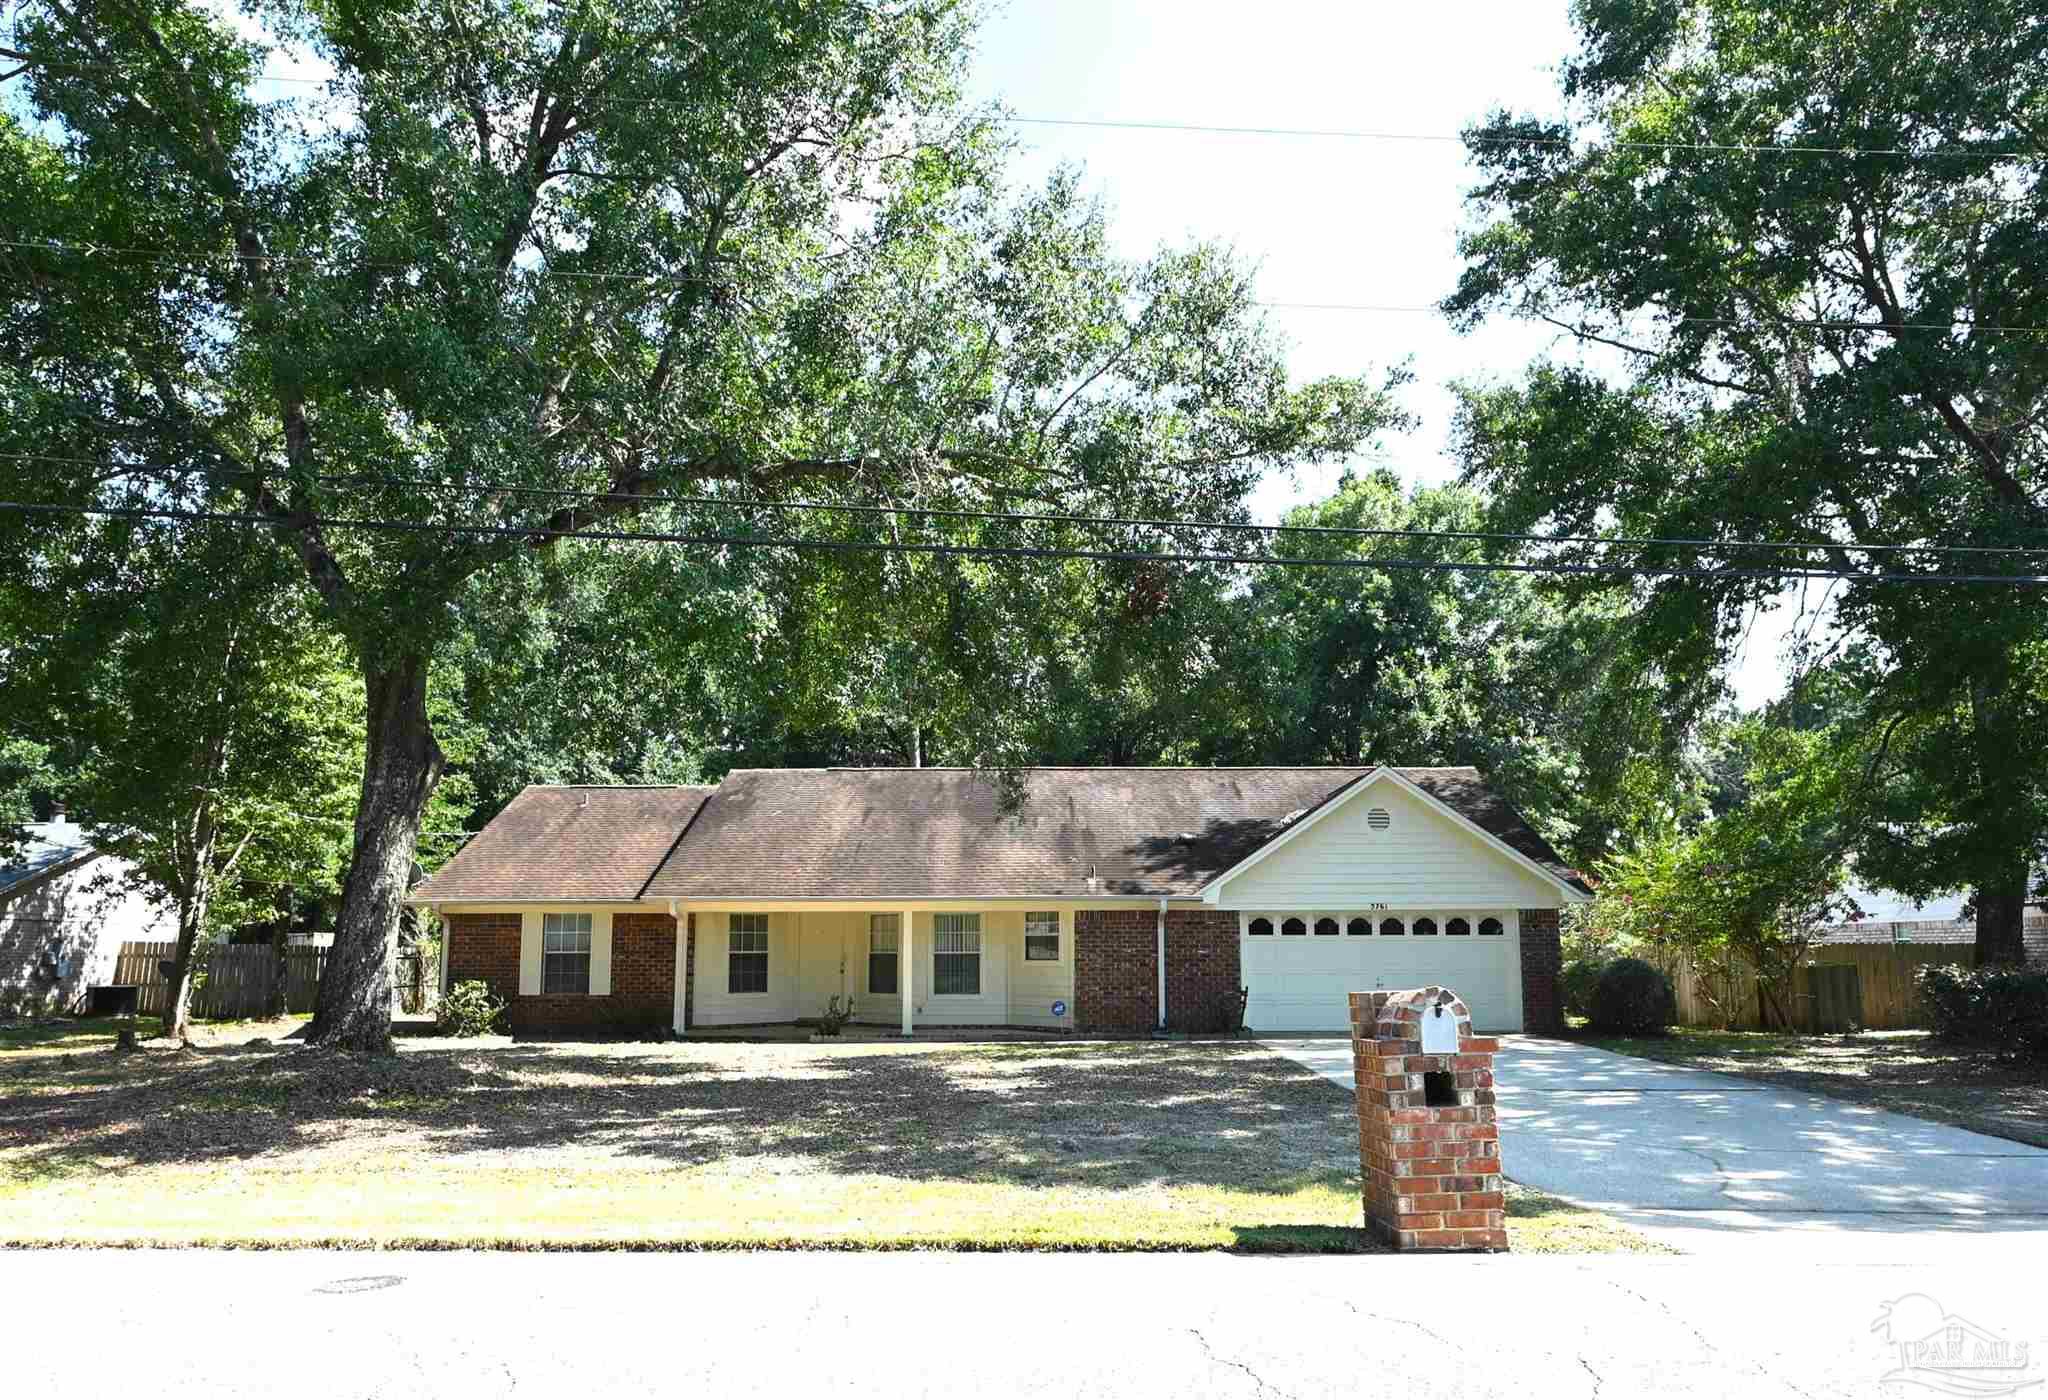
[0,1021,1656,1253]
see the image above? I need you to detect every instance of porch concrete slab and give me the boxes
[12,1248,2048,1399]
[1261,1034,2048,1261]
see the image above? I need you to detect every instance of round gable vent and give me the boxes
[1365,807,1391,830]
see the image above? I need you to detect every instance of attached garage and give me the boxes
[1237,910,1524,1032]
[1198,769,1590,1034]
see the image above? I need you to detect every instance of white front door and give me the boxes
[1239,911,1524,1033]
[794,912,848,1019]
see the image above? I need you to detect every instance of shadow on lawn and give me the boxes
[0,1036,1364,1198]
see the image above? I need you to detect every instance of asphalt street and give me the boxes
[8,1248,2043,1398]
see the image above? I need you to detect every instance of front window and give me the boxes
[933,913,982,995]
[1024,910,1060,961]
[542,913,592,994]
[729,913,769,993]
[869,914,900,994]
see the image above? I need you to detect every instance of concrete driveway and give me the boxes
[1264,1035,2048,1260]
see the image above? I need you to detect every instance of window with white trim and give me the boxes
[728,913,769,994]
[542,913,592,994]
[868,914,900,994]
[1024,910,1060,961]
[932,913,982,995]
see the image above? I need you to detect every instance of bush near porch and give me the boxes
[0,1020,1658,1252]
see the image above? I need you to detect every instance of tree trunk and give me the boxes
[308,653,444,1051]
[1973,864,2029,967]
[162,896,207,1042]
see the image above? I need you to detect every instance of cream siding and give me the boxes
[587,911,613,996]
[916,911,1008,1025]
[517,911,542,995]
[1218,781,1559,909]
[1004,908,1076,1029]
[691,911,799,1026]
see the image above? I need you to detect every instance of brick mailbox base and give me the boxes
[1348,987,1506,1251]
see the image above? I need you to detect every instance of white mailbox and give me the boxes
[1420,1001,1460,1053]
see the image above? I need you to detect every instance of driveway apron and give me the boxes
[1261,1034,2048,1260]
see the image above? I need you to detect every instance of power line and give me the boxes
[9,236,2044,335]
[2,497,2042,587]
[1003,116,2036,162]
[10,54,2028,161]
[7,450,2042,562]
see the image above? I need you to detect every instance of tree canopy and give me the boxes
[1447,0,2048,959]
[2,0,1401,1045]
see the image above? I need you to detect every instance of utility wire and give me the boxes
[1,498,2042,586]
[7,237,2044,335]
[8,55,2032,161]
[6,451,2042,562]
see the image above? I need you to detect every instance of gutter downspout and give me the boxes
[1156,896,1169,1032]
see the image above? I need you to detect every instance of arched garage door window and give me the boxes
[1248,918,1273,936]
[1413,917,1438,936]
[1281,917,1307,936]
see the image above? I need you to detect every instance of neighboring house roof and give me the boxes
[0,818,95,898]
[637,766,1583,901]
[412,785,718,903]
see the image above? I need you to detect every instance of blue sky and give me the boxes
[965,0,1803,708]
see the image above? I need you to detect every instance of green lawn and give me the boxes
[0,1020,1664,1253]
[1576,1025,2048,1149]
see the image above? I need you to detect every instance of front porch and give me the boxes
[678,903,1083,1036]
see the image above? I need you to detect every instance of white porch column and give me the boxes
[670,901,688,1036]
[1156,897,1169,1031]
[900,908,915,1036]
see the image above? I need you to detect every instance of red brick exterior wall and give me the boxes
[1164,908,1242,1032]
[1074,909,1154,1032]
[443,912,679,1033]
[445,913,519,1000]
[1518,906,1563,1033]
[1073,907,1242,1033]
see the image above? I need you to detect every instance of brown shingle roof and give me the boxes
[640,766,1584,900]
[412,785,716,903]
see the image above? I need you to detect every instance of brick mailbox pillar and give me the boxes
[1348,986,1506,1251]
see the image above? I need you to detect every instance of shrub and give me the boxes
[436,979,506,1037]
[815,994,856,1036]
[1560,957,1608,1020]
[1917,964,2048,1060]
[1588,957,1677,1036]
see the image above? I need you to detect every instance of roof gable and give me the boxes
[1204,765,1589,908]
[412,785,716,904]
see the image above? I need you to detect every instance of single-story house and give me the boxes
[411,765,1592,1036]
[0,810,176,1016]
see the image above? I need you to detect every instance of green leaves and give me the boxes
[1448,0,2048,930]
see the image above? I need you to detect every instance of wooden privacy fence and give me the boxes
[111,941,328,1019]
[1663,940,1977,1033]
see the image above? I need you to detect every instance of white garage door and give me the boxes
[1239,910,1523,1033]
